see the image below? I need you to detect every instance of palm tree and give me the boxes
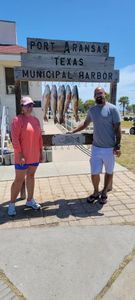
[84,99,95,111]
[132,104,135,114]
[105,92,110,101]
[126,104,132,113]
[78,98,85,112]
[118,96,129,116]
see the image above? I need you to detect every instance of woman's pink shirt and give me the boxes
[11,114,43,164]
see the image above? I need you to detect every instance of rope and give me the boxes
[56,123,92,157]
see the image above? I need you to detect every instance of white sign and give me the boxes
[27,38,109,56]
[21,53,114,70]
[14,67,119,82]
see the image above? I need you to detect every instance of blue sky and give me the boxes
[1,0,135,103]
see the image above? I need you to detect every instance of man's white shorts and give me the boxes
[90,145,115,175]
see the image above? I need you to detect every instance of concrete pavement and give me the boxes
[0,226,135,300]
[0,120,135,299]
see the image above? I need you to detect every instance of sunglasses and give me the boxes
[22,103,34,108]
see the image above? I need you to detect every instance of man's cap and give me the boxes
[21,96,34,106]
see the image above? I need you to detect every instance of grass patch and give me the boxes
[116,134,135,173]
[121,120,134,128]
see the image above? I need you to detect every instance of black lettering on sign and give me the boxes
[30,41,35,50]
[49,71,53,79]
[37,42,42,50]
[51,42,55,51]
[46,71,51,78]
[103,45,107,53]
[43,71,46,78]
[79,58,83,66]
[97,72,101,79]
[60,58,65,65]
[56,71,60,78]
[85,72,89,79]
[64,42,70,53]
[37,71,42,78]
[79,72,84,79]
[51,71,54,78]
[91,72,95,79]
[103,73,107,79]
[54,57,59,65]
[62,71,66,79]
[54,57,83,66]
[91,45,95,52]
[22,70,29,77]
[73,59,77,66]
[30,70,35,78]
[79,44,83,52]
[44,42,49,51]
[85,45,90,52]
[72,44,77,52]
[97,46,101,53]
[108,72,112,80]
[67,58,71,65]
[68,72,72,79]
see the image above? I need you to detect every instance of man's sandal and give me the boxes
[87,193,100,204]
[99,194,108,205]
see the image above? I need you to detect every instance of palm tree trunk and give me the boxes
[123,104,124,116]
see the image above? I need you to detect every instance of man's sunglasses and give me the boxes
[21,103,34,108]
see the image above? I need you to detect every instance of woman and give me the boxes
[8,96,43,216]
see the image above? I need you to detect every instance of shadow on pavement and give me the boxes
[0,197,104,225]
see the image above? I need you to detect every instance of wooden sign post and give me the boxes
[110,81,117,104]
[14,37,119,197]
[15,80,21,115]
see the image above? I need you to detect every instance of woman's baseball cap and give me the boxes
[21,96,34,106]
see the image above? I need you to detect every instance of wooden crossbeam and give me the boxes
[42,133,93,146]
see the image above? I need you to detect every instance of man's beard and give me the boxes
[96,96,104,104]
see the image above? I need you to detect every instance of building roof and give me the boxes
[0,45,27,54]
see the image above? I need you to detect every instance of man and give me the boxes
[70,87,121,204]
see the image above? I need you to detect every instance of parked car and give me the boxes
[123,116,130,121]
[123,116,134,121]
[130,127,135,135]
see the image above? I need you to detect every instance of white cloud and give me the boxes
[117,64,135,103]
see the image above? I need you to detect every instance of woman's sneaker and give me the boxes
[25,199,41,210]
[8,203,16,216]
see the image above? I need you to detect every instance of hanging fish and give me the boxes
[42,85,51,121]
[57,85,66,124]
[63,85,72,115]
[72,85,80,122]
[50,85,58,124]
